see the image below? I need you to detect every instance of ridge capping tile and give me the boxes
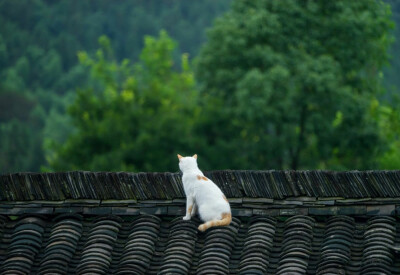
[100,199,138,205]
[54,207,83,214]
[9,203,42,208]
[337,205,367,215]
[111,207,140,215]
[33,200,66,206]
[336,198,372,204]
[242,204,274,209]
[242,198,274,204]
[367,205,396,215]
[83,206,112,215]
[285,196,316,201]
[0,200,64,205]
[309,206,338,215]
[273,200,303,206]
[172,199,186,204]
[0,207,54,215]
[317,197,344,201]
[373,197,400,202]
[139,206,168,215]
[305,200,335,206]
[0,207,28,215]
[167,206,185,215]
[24,207,54,214]
[280,208,308,216]
[64,199,100,205]
[231,208,253,216]
[227,198,243,204]
[253,209,280,216]
[139,200,173,204]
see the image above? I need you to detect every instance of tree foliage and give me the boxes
[384,0,400,95]
[195,0,394,170]
[0,89,44,172]
[1,0,400,172]
[48,32,199,172]
[0,0,230,173]
[371,96,400,169]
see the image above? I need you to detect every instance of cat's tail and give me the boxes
[198,213,232,232]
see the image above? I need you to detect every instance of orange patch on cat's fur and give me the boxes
[187,205,193,216]
[223,195,228,203]
[221,212,231,221]
[197,175,208,181]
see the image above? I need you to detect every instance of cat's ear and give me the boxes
[177,154,183,160]
[193,154,197,159]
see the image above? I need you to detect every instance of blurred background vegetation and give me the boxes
[0,0,399,173]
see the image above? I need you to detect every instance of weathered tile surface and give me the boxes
[1,170,400,274]
[2,170,400,200]
[0,213,398,274]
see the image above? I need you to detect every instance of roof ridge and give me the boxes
[1,170,400,201]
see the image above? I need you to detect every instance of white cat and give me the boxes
[178,154,232,231]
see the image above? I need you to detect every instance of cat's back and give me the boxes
[193,174,224,199]
[182,171,203,194]
[194,174,231,219]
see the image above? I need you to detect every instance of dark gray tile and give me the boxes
[167,206,186,216]
[83,207,112,215]
[368,205,395,215]
[139,207,168,215]
[337,206,367,215]
[54,207,83,214]
[280,208,308,216]
[242,198,274,204]
[253,208,280,216]
[309,207,338,215]
[231,208,253,216]
[112,207,140,215]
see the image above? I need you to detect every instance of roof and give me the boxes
[0,170,400,274]
[2,170,400,201]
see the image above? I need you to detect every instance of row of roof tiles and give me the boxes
[0,201,399,218]
[0,214,399,274]
[1,170,400,201]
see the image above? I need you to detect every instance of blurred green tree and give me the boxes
[195,0,394,170]
[0,88,45,172]
[384,0,400,96]
[0,0,231,173]
[47,32,199,171]
[371,96,400,169]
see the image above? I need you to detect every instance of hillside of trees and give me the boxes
[1,0,399,173]
[0,0,230,172]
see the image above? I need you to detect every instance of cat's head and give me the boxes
[177,154,198,172]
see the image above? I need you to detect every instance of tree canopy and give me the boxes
[48,32,199,172]
[0,0,230,172]
[1,0,400,172]
[195,0,394,170]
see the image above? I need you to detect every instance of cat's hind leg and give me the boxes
[191,203,197,216]
[183,195,194,220]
